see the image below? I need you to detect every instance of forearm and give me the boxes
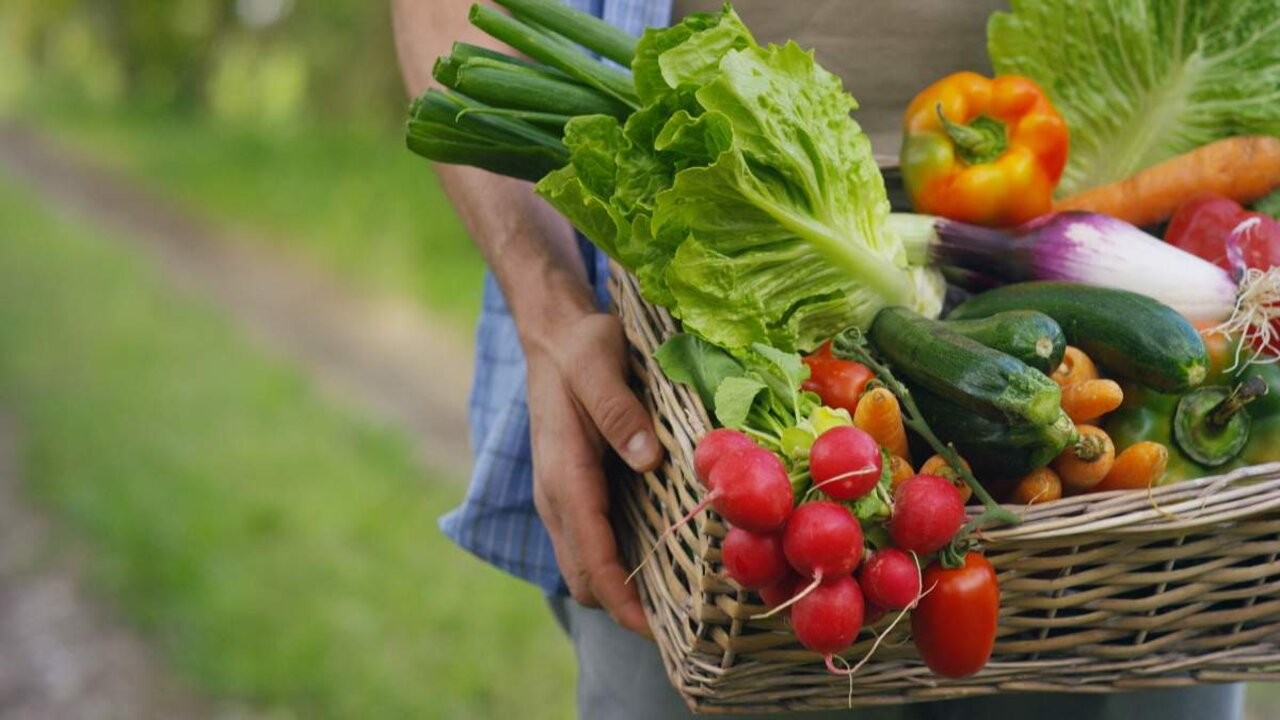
[391,0,594,348]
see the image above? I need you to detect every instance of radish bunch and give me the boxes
[697,424,969,674]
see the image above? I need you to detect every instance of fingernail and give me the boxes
[626,431,656,468]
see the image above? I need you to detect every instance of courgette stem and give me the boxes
[831,328,1020,547]
[468,5,639,109]
[494,0,639,66]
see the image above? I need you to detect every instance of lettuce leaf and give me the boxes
[537,7,942,353]
[989,0,1280,196]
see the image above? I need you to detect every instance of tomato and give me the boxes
[802,353,874,415]
[910,552,999,679]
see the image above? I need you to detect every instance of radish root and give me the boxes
[826,554,935,682]
[751,571,822,619]
[1214,218,1280,370]
[625,492,716,584]
[804,463,880,500]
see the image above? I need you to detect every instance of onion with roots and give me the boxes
[893,211,1280,365]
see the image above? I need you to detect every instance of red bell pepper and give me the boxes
[802,341,873,415]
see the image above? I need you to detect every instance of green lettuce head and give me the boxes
[537,7,943,353]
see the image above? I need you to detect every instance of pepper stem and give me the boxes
[1209,376,1269,428]
[936,104,1007,166]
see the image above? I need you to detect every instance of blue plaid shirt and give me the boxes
[440,0,673,595]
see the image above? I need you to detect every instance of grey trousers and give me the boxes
[549,596,1245,719]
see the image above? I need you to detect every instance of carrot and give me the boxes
[1060,379,1124,424]
[1196,322,1234,380]
[854,386,910,460]
[1011,467,1062,505]
[1054,136,1280,227]
[887,455,914,491]
[920,454,973,504]
[1052,425,1116,493]
[1094,442,1169,492]
[1051,346,1099,389]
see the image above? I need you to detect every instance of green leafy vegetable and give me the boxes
[989,0,1280,196]
[848,448,894,529]
[537,7,943,352]
[653,333,744,409]
[653,334,818,450]
[714,376,770,429]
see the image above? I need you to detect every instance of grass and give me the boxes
[26,103,485,331]
[0,171,573,718]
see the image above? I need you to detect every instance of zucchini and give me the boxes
[868,307,1062,426]
[911,385,1078,479]
[948,282,1208,394]
[943,311,1066,375]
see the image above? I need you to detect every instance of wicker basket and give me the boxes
[608,265,1280,714]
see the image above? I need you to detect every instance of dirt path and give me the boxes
[0,121,481,718]
[0,413,220,719]
[0,121,474,480]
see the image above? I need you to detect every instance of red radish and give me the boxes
[888,474,966,554]
[783,501,865,579]
[759,571,803,610]
[694,429,757,487]
[707,448,794,532]
[808,426,883,501]
[722,528,789,590]
[858,548,922,610]
[755,501,864,618]
[791,575,865,672]
[628,446,791,583]
[862,599,887,626]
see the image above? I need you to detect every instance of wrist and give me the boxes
[510,262,600,361]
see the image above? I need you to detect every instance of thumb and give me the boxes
[570,360,663,473]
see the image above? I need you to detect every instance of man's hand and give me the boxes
[391,0,662,636]
[525,310,663,637]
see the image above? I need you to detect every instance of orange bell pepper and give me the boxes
[900,72,1068,227]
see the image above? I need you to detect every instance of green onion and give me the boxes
[493,0,638,66]
[450,42,567,78]
[437,60,630,119]
[411,90,564,151]
[468,5,638,109]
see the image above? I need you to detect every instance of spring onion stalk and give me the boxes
[467,5,638,109]
[412,89,564,150]
[433,56,631,119]
[493,0,638,66]
[449,41,567,76]
[407,90,568,182]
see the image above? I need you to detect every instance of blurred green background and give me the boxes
[0,1,1275,718]
[0,1,571,718]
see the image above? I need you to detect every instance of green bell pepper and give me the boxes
[1105,384,1209,484]
[1239,360,1280,466]
[1106,358,1280,482]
